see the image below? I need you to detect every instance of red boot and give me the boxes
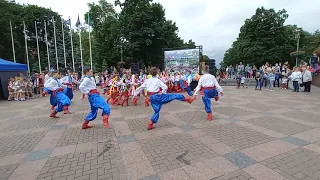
[132,97,139,106]
[81,94,85,100]
[103,115,111,128]
[50,110,58,118]
[147,120,155,130]
[120,97,129,106]
[207,113,213,121]
[184,96,196,104]
[63,106,71,114]
[144,98,150,106]
[215,96,220,101]
[51,106,55,110]
[82,120,93,129]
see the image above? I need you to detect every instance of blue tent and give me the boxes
[0,58,28,71]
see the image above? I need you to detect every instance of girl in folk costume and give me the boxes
[167,74,174,93]
[60,70,79,101]
[18,77,26,101]
[25,78,33,99]
[133,67,196,130]
[179,72,186,92]
[194,65,223,121]
[117,73,130,106]
[44,70,72,117]
[79,68,111,129]
[173,72,181,92]
[131,74,141,106]
[107,76,120,105]
[7,78,15,101]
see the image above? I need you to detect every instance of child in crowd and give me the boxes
[236,73,241,88]
[240,74,246,88]
[267,68,275,91]
[281,74,288,89]
[255,71,262,90]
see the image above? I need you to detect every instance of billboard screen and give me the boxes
[164,48,199,73]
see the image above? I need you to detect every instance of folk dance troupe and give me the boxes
[41,65,223,130]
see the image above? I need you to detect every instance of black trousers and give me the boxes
[303,81,311,92]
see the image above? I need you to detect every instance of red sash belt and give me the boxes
[147,91,160,96]
[53,88,64,97]
[200,86,216,95]
[89,89,99,95]
[63,82,72,87]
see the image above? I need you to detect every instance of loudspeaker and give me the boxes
[131,63,140,74]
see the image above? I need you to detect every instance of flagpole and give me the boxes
[70,17,75,72]
[44,20,50,70]
[88,13,93,70]
[62,19,67,69]
[35,21,41,73]
[10,20,16,62]
[52,16,59,70]
[79,28,83,72]
[23,21,30,75]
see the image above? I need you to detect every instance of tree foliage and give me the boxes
[221,7,320,68]
[0,0,211,73]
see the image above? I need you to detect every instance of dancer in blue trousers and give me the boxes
[60,70,78,101]
[194,65,223,121]
[133,67,196,130]
[79,67,111,129]
[44,70,71,118]
[186,70,193,96]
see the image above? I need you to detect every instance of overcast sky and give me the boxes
[16,0,320,66]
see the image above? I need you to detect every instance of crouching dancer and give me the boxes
[133,67,196,130]
[194,65,223,121]
[79,67,111,129]
[44,70,71,118]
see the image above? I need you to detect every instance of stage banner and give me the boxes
[164,48,199,73]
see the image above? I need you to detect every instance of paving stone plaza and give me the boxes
[1,87,320,180]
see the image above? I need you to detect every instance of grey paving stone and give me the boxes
[56,126,116,147]
[0,164,19,179]
[179,124,197,132]
[211,169,254,180]
[1,117,58,132]
[173,111,209,124]
[247,117,313,135]
[51,125,68,130]
[117,134,137,144]
[127,118,175,133]
[224,151,257,169]
[139,174,160,180]
[37,142,124,180]
[139,133,218,173]
[203,123,276,151]
[224,117,241,123]
[0,132,46,157]
[281,136,311,147]
[261,148,320,180]
[24,149,54,162]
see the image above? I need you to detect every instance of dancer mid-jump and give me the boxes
[79,68,111,129]
[194,65,223,121]
[133,67,196,130]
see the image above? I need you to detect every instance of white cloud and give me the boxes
[16,0,320,66]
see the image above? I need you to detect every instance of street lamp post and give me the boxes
[295,28,301,67]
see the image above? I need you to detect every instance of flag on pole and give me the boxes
[61,18,67,69]
[9,20,16,62]
[88,13,93,70]
[23,21,30,74]
[63,19,71,26]
[52,16,59,70]
[75,15,81,27]
[44,20,50,70]
[34,21,41,73]
[76,14,83,73]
